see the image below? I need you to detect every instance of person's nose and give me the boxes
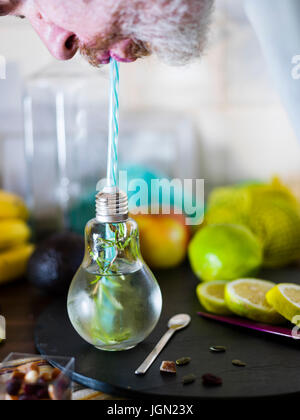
[28,14,78,60]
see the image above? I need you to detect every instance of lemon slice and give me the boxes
[225,279,285,324]
[196,281,232,315]
[266,283,300,325]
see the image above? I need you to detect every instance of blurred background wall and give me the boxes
[0,0,300,197]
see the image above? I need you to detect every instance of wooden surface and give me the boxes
[36,265,300,400]
[0,280,52,359]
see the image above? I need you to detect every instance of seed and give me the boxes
[202,373,223,387]
[232,359,246,367]
[210,346,226,353]
[182,374,196,385]
[176,357,191,366]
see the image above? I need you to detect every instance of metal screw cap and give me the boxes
[96,187,129,223]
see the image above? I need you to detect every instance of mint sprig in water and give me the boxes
[88,223,135,344]
[90,223,133,289]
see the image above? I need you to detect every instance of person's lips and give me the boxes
[94,40,139,64]
[109,39,139,63]
[80,38,150,66]
[109,52,137,63]
[96,51,136,64]
[96,51,111,65]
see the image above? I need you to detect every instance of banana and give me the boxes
[0,190,29,221]
[0,219,31,251]
[0,243,34,284]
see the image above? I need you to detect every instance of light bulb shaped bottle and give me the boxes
[67,188,162,351]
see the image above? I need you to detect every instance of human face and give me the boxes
[3,0,214,65]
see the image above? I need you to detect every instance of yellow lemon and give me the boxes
[196,280,232,315]
[225,279,285,324]
[266,284,300,325]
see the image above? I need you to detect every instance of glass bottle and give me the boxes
[67,188,162,351]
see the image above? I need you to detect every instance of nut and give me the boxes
[28,363,40,374]
[11,370,25,381]
[6,379,22,396]
[25,370,39,384]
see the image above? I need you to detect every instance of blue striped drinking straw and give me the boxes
[106,58,120,189]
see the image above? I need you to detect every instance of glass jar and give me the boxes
[23,60,109,238]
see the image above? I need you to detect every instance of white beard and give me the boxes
[120,0,215,65]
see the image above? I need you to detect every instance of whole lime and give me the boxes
[188,224,263,282]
